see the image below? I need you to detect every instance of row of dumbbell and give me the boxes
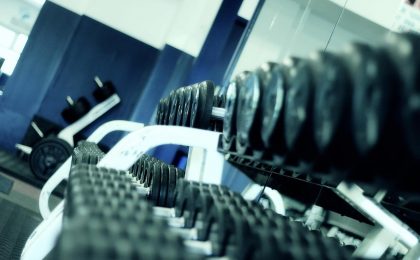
[58,161,351,259]
[155,81,225,130]
[61,77,117,123]
[70,141,185,208]
[222,32,420,183]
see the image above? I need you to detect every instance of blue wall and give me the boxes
[0,2,161,150]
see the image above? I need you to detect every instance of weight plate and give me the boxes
[222,80,239,145]
[167,91,175,125]
[260,63,288,151]
[156,99,163,125]
[159,164,169,207]
[344,43,395,156]
[236,71,263,153]
[176,88,185,126]
[144,158,157,187]
[93,81,116,102]
[384,32,420,160]
[166,165,177,207]
[150,162,162,205]
[311,51,351,152]
[284,59,315,151]
[138,155,147,184]
[29,137,73,180]
[61,97,91,124]
[163,98,170,125]
[168,91,179,125]
[190,81,215,129]
[182,86,193,126]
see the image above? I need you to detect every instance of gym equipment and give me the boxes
[21,33,420,260]
[384,33,420,161]
[259,63,288,157]
[182,86,194,126]
[283,58,316,167]
[311,51,353,169]
[61,96,91,124]
[342,43,396,157]
[222,73,246,151]
[156,81,225,129]
[176,88,185,126]
[189,81,214,129]
[168,90,178,125]
[235,71,264,155]
[93,76,117,102]
[25,89,121,180]
[54,164,352,259]
[28,137,73,181]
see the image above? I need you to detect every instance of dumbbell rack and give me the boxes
[22,122,227,260]
[20,119,420,259]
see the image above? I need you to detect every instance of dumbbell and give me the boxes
[156,81,225,129]
[222,73,247,151]
[93,76,117,102]
[128,155,185,207]
[163,180,351,259]
[383,33,420,163]
[235,70,265,155]
[29,137,73,180]
[259,63,289,161]
[66,164,351,259]
[62,166,194,259]
[61,96,91,124]
[180,85,193,126]
[283,57,317,167]
[310,51,354,170]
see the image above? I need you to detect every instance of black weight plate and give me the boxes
[190,81,215,129]
[156,99,163,125]
[61,97,91,124]
[143,157,157,187]
[93,81,116,102]
[150,162,162,205]
[29,137,73,180]
[163,98,170,125]
[159,164,169,207]
[182,86,193,126]
[260,63,288,151]
[168,91,179,125]
[166,165,178,207]
[138,156,147,183]
[159,99,165,125]
[176,88,185,126]
[384,33,420,160]
[236,71,263,153]
[312,51,351,152]
[167,91,175,125]
[222,80,239,144]
[190,86,200,128]
[344,43,396,156]
[138,155,148,181]
[166,165,177,207]
[284,59,315,152]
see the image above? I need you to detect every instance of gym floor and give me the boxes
[0,168,61,259]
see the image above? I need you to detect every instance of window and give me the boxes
[0,25,27,75]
